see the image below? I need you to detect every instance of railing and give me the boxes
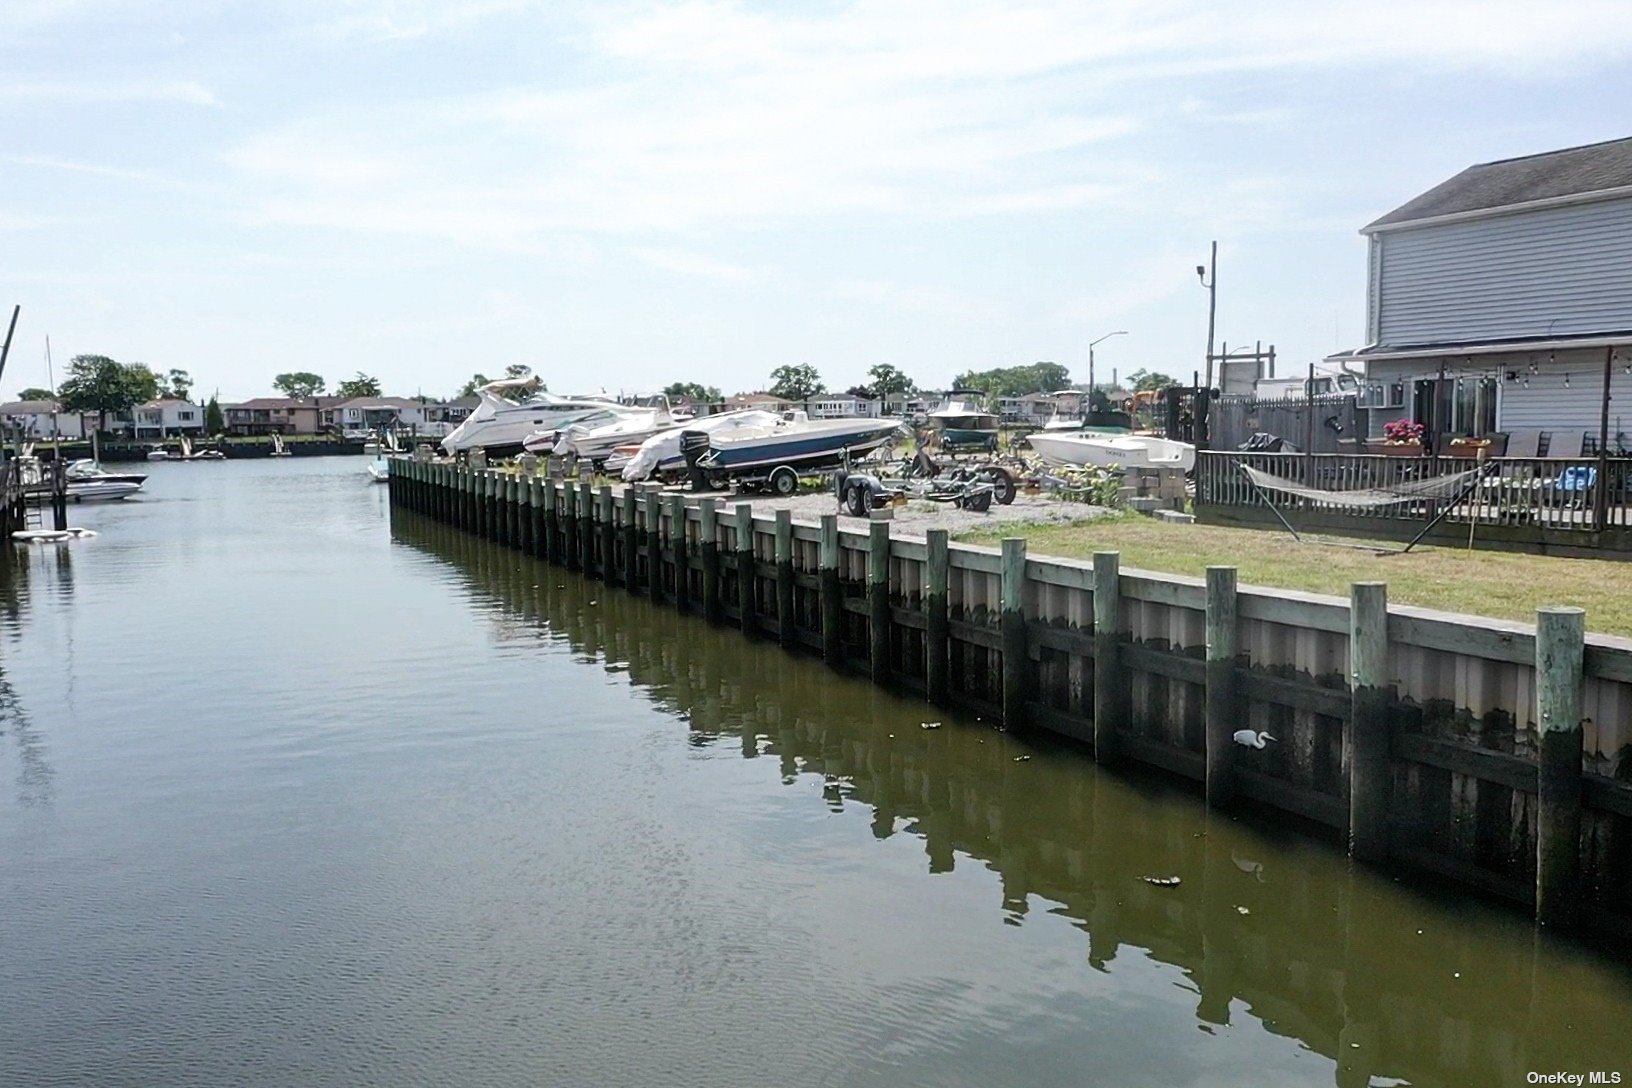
[1197,451,1632,533]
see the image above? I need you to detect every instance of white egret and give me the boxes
[1232,729,1275,749]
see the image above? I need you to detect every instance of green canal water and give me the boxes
[0,457,1627,1087]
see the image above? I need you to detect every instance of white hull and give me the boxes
[442,388,626,454]
[1025,431,1195,471]
[700,414,902,473]
[66,480,142,501]
[620,410,780,481]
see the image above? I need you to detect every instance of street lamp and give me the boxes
[1087,330,1128,392]
[1198,240,1217,390]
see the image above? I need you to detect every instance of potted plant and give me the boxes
[1369,418,1426,456]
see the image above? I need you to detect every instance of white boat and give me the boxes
[64,479,143,501]
[270,433,292,457]
[146,447,172,461]
[618,410,780,481]
[176,435,225,461]
[1024,430,1196,472]
[546,402,690,465]
[696,411,903,490]
[365,459,390,483]
[440,378,627,456]
[925,393,1000,452]
[66,459,148,487]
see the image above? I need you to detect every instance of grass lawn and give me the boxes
[958,514,1632,638]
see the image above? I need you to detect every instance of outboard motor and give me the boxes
[678,430,712,491]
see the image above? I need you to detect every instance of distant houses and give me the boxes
[220,394,477,437]
[1334,135,1632,454]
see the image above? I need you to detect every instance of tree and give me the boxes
[166,368,193,401]
[205,396,225,434]
[336,372,382,399]
[16,387,54,401]
[769,363,824,400]
[866,363,916,398]
[664,381,722,404]
[127,364,162,403]
[273,372,326,399]
[1126,369,1177,392]
[458,373,491,398]
[949,362,1071,401]
[844,385,872,398]
[57,355,152,434]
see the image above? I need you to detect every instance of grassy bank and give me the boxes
[957,514,1632,637]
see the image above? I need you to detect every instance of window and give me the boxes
[178,411,195,421]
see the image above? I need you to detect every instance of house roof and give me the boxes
[334,396,424,410]
[0,400,60,414]
[232,397,304,410]
[1365,136,1632,231]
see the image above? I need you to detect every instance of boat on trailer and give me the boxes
[1024,430,1196,472]
[693,411,902,494]
[925,392,999,453]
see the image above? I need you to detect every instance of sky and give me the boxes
[3,0,1632,403]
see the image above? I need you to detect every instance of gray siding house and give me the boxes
[1336,136,1632,453]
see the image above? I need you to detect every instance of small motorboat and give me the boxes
[66,459,149,487]
[618,409,780,482]
[1024,430,1196,471]
[64,479,143,502]
[925,392,1000,453]
[693,411,903,492]
[147,446,172,461]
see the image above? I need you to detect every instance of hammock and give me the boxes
[1238,461,1496,554]
[1240,464,1488,508]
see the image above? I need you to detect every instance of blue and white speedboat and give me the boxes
[695,411,901,490]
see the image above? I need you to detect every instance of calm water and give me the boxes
[0,457,1628,1088]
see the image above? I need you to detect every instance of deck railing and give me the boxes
[1196,451,1632,533]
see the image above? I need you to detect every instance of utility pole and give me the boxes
[1197,242,1217,389]
[1087,330,1128,393]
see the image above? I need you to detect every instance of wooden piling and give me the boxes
[1204,566,1239,807]
[646,487,664,599]
[578,479,595,573]
[819,514,842,666]
[735,503,756,637]
[1093,551,1122,763]
[527,478,543,556]
[669,493,690,612]
[1536,606,1585,928]
[700,498,721,623]
[561,480,579,570]
[622,487,639,591]
[868,520,891,684]
[506,477,520,547]
[925,529,949,706]
[775,509,795,648]
[600,486,616,585]
[1001,538,1029,730]
[1348,582,1391,863]
[542,481,559,565]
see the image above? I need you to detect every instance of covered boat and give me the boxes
[618,410,780,482]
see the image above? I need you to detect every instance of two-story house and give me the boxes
[121,398,204,439]
[0,400,88,439]
[804,393,879,419]
[1335,136,1632,455]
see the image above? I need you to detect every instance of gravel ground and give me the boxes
[717,488,1110,536]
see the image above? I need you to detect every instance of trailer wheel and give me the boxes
[770,466,799,496]
[844,482,870,517]
[983,467,1016,505]
[707,472,731,492]
[962,488,993,513]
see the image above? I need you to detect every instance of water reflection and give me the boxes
[392,512,1632,1088]
[0,550,54,806]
